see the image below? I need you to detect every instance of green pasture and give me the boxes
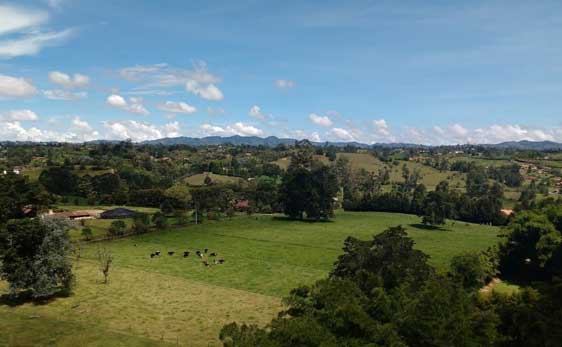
[1,211,501,346]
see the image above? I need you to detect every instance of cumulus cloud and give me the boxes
[287,129,321,142]
[200,122,263,137]
[394,123,562,145]
[157,101,196,114]
[43,89,86,100]
[309,113,333,127]
[71,116,91,131]
[328,127,356,141]
[275,79,295,89]
[162,121,181,137]
[248,105,272,120]
[102,120,182,141]
[1,109,38,122]
[106,94,149,115]
[0,118,99,142]
[372,119,391,137]
[48,71,90,88]
[0,5,75,59]
[0,74,37,98]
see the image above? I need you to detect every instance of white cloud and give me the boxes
[71,116,91,131]
[43,89,87,100]
[0,74,37,98]
[275,79,295,89]
[48,71,90,88]
[329,127,356,141]
[103,120,162,141]
[162,121,181,137]
[0,5,47,35]
[397,123,562,145]
[231,122,263,136]
[0,120,99,143]
[288,130,321,142]
[1,109,38,122]
[106,94,149,115]
[449,123,469,138]
[119,61,224,101]
[157,101,196,114]
[200,122,263,137]
[102,120,184,141]
[185,80,223,101]
[0,5,75,59]
[0,28,75,59]
[45,0,65,10]
[373,119,391,136]
[248,105,272,120]
[309,113,333,127]
[107,94,127,107]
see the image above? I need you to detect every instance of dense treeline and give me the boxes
[343,165,507,225]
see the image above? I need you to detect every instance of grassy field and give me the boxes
[1,211,500,346]
[273,153,466,190]
[183,172,246,186]
[21,166,114,182]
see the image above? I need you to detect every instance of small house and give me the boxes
[100,208,137,219]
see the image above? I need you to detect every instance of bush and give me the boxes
[81,227,93,241]
[108,220,126,237]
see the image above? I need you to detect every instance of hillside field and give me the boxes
[273,152,467,190]
[1,212,500,346]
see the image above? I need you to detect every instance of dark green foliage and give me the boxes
[91,173,121,195]
[0,173,51,223]
[421,190,452,225]
[39,167,79,195]
[498,211,561,282]
[332,225,433,290]
[191,185,235,213]
[160,199,174,215]
[0,218,73,298]
[131,213,150,234]
[450,251,497,290]
[281,154,338,220]
[108,220,126,237]
[81,227,93,241]
[152,211,168,229]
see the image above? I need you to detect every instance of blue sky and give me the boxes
[1,0,562,144]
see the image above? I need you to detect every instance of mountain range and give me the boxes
[1,136,561,151]
[141,136,562,150]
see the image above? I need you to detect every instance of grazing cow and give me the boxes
[218,258,225,264]
[195,250,201,256]
[155,251,161,256]
[210,252,217,257]
[168,251,175,256]
[198,253,203,258]
[183,251,190,257]
[204,248,208,253]
[150,253,155,258]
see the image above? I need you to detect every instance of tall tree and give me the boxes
[0,217,74,298]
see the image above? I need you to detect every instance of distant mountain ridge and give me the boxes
[142,136,562,150]
[1,137,561,150]
[141,135,423,148]
[485,140,562,151]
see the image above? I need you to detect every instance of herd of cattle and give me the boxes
[149,248,225,266]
